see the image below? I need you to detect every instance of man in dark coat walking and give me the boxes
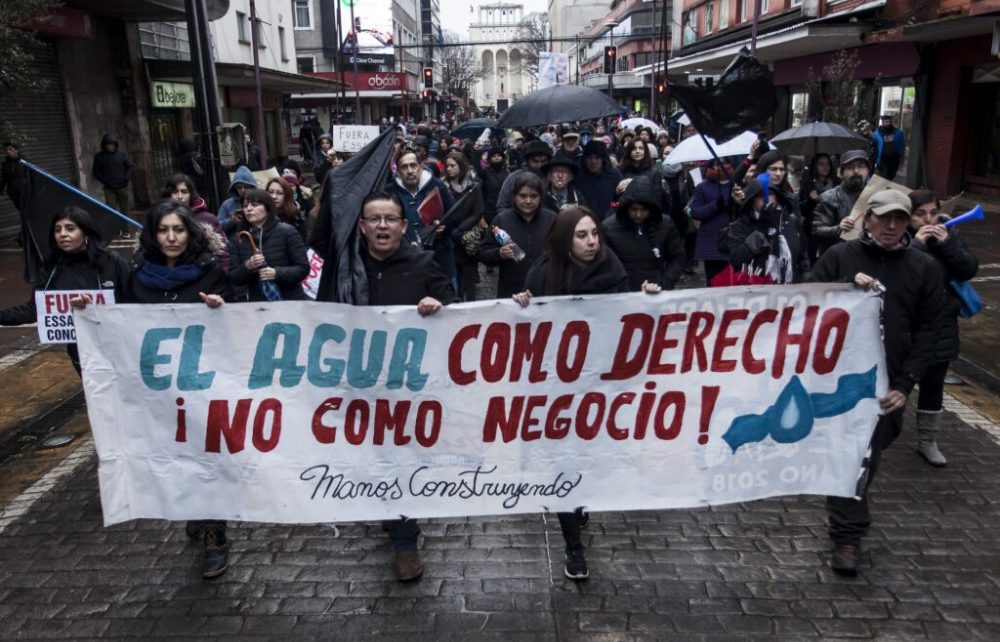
[576,140,622,220]
[810,189,943,577]
[91,133,134,218]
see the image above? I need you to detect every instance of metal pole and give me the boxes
[195,0,225,205]
[183,0,222,208]
[335,0,343,124]
[575,35,579,85]
[649,8,656,120]
[607,28,614,102]
[750,0,762,57]
[349,2,361,121]
[249,0,268,168]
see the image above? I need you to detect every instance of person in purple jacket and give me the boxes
[688,159,734,285]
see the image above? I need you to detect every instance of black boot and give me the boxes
[202,522,229,579]
[185,521,205,541]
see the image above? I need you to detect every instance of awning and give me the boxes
[147,60,349,93]
[67,0,229,21]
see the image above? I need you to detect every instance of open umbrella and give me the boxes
[451,118,496,140]
[621,117,661,133]
[665,130,762,165]
[497,85,621,128]
[769,122,867,157]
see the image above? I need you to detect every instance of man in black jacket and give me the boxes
[576,140,622,220]
[1,142,27,213]
[91,133,134,216]
[479,147,509,223]
[357,191,457,582]
[810,189,944,577]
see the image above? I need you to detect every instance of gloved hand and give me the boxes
[745,230,770,256]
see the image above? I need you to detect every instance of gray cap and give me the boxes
[840,149,869,168]
[867,189,911,216]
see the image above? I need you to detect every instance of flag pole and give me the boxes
[21,160,144,229]
[697,133,735,183]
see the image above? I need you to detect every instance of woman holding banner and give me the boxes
[0,207,129,374]
[512,205,660,580]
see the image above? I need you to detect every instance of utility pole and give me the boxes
[349,2,361,121]
[184,0,224,209]
[335,0,344,124]
[751,0,762,56]
[249,0,268,168]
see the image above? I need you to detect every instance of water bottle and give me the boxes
[491,226,526,262]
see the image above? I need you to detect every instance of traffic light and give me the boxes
[422,90,430,102]
[603,46,617,74]
[658,82,666,93]
[422,66,433,88]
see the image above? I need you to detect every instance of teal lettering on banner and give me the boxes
[386,328,429,391]
[177,325,215,391]
[140,327,182,390]
[249,323,306,389]
[307,323,348,386]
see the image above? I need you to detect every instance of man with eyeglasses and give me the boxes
[812,149,870,257]
[356,190,457,582]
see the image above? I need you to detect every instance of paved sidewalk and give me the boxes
[0,391,998,641]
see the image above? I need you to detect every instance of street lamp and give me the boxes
[605,20,619,103]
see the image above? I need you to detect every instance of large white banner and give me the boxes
[75,285,887,526]
[538,52,570,89]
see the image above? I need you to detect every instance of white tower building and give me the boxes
[469,3,532,112]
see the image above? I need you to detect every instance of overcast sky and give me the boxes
[439,0,549,38]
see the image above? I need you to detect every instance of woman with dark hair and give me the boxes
[907,190,979,467]
[161,173,229,270]
[228,188,309,301]
[798,153,839,262]
[265,177,306,240]
[444,151,485,301]
[0,207,130,373]
[512,206,657,582]
[615,129,636,159]
[618,138,655,178]
[75,200,232,579]
[477,171,556,298]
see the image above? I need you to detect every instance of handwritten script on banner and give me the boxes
[75,285,887,526]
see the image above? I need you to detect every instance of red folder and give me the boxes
[417,189,445,227]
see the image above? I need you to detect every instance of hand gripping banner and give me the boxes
[74,285,887,525]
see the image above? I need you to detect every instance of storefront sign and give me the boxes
[151,81,196,109]
[331,125,380,152]
[74,286,887,525]
[35,290,114,344]
[310,71,410,93]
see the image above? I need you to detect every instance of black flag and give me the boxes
[19,161,141,284]
[310,127,396,303]
[670,49,778,144]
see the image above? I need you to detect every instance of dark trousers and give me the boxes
[385,518,420,551]
[703,260,729,286]
[557,511,583,553]
[826,412,902,546]
[917,361,949,412]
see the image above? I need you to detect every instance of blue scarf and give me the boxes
[135,261,206,291]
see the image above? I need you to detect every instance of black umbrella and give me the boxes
[497,85,621,128]
[451,118,496,140]
[770,122,868,157]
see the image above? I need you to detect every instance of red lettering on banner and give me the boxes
[699,386,720,445]
[344,399,370,445]
[482,322,511,382]
[175,397,187,442]
[556,321,589,382]
[447,324,480,385]
[205,398,252,453]
[648,313,685,374]
[600,313,653,380]
[813,308,849,374]
[374,399,412,445]
[483,396,522,443]
[654,391,685,439]
[511,322,551,382]
[772,305,818,379]
[712,309,750,372]
[742,309,777,374]
[44,293,56,314]
[607,392,635,440]
[414,401,442,447]
[544,395,573,439]
[520,395,547,441]
[681,312,715,373]
[251,398,282,452]
[575,392,605,440]
[311,397,342,443]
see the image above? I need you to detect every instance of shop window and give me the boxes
[791,92,809,126]
[237,11,249,43]
[294,0,312,30]
[705,2,714,34]
[683,11,697,45]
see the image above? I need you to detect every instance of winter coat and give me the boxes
[0,249,130,326]
[190,198,230,271]
[0,154,27,206]
[542,182,587,212]
[689,178,733,262]
[228,218,310,301]
[363,241,458,307]
[523,252,629,297]
[812,184,862,256]
[386,169,457,281]
[91,133,133,190]
[910,224,979,363]
[810,233,944,396]
[718,179,811,283]
[575,157,623,220]
[480,164,510,223]
[496,168,544,213]
[126,249,232,304]
[478,206,557,298]
[602,177,685,291]
[314,134,335,184]
[662,164,693,236]
[874,127,905,168]
[218,166,257,233]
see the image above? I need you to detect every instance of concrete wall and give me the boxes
[211,0,297,74]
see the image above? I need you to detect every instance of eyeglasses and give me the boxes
[362,215,404,225]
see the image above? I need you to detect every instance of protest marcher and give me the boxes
[602,175,685,291]
[478,172,556,298]
[160,174,229,271]
[810,189,944,576]
[576,140,622,220]
[559,129,583,163]
[496,140,553,212]
[689,159,734,285]
[1,142,27,214]
[266,177,306,241]
[244,134,262,171]
[542,153,587,211]
[74,200,232,578]
[907,190,979,467]
[513,205,659,580]
[299,117,322,165]
[798,153,841,262]
[228,188,309,302]
[282,174,314,226]
[812,150,869,256]
[480,147,510,224]
[718,177,810,283]
[615,129,636,158]
[873,114,905,181]
[217,166,257,235]
[0,207,129,374]
[177,138,207,197]
[857,120,877,169]
[314,133,336,184]
[91,133,134,235]
[618,138,656,179]
[443,151,485,301]
[357,191,458,581]
[387,149,457,285]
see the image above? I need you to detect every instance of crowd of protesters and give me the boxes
[0,111,977,586]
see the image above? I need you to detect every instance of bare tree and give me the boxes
[514,11,548,81]
[439,35,486,100]
[0,0,59,144]
[805,49,881,127]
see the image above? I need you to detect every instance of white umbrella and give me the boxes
[665,130,763,164]
[621,117,661,133]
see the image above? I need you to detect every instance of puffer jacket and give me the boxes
[812,184,861,255]
[228,218,310,301]
[602,175,685,291]
[910,223,979,363]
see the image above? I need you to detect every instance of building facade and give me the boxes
[469,3,534,112]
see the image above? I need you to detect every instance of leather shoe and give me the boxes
[394,549,424,582]
[202,524,229,579]
[831,543,860,577]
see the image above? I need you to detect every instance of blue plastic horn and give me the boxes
[758,171,770,203]
[943,204,984,228]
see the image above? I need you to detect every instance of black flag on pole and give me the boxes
[309,126,396,304]
[19,160,142,284]
[670,50,778,144]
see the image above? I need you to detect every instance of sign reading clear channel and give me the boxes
[151,80,196,109]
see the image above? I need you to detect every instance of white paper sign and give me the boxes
[35,290,115,344]
[332,125,380,152]
[75,286,887,526]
